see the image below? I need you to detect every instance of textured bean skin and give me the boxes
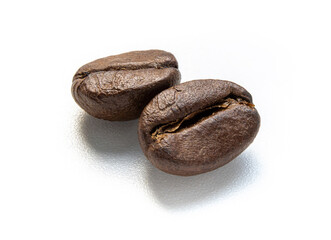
[72,50,180,121]
[138,79,260,176]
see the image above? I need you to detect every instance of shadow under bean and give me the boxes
[146,150,260,209]
[78,113,143,160]
[76,113,260,210]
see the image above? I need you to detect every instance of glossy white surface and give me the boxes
[1,0,330,239]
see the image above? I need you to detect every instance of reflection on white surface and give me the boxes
[77,113,260,210]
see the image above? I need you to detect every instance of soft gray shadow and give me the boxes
[147,151,260,209]
[78,113,144,163]
[78,113,260,209]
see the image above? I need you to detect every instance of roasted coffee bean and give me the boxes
[138,79,260,176]
[72,50,180,121]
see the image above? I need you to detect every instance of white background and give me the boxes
[1,0,330,239]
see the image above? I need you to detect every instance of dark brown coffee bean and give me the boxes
[72,50,180,121]
[138,79,260,176]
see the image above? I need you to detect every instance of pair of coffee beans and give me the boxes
[72,50,260,176]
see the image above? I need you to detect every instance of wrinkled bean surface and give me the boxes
[72,50,180,121]
[138,79,260,176]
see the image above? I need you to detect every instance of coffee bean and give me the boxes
[72,50,181,121]
[138,79,260,176]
